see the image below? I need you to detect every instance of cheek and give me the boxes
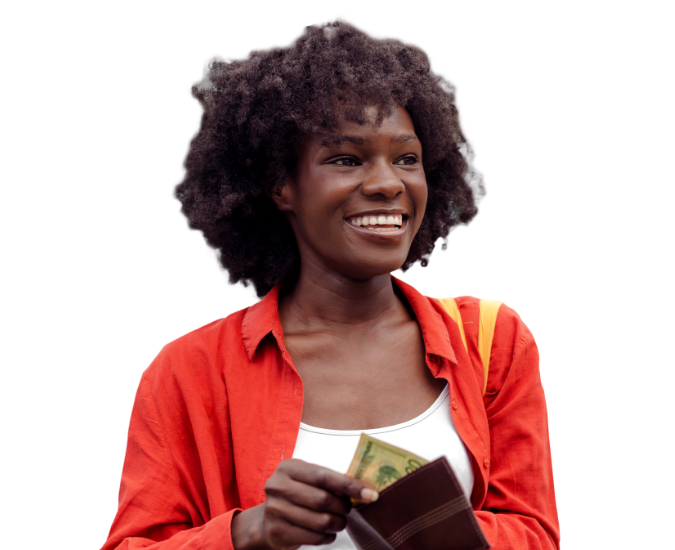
[413,180,429,229]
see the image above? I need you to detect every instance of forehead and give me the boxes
[318,105,418,148]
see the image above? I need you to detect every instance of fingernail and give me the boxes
[360,488,379,502]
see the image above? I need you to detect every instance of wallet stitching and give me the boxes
[386,496,467,548]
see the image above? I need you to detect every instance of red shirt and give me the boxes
[101,278,560,550]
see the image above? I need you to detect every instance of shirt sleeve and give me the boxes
[100,366,241,550]
[474,304,560,550]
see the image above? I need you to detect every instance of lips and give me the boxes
[345,211,409,235]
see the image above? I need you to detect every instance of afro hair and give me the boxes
[175,21,483,297]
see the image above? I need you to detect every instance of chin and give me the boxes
[340,254,408,281]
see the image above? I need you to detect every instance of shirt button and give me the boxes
[483,459,490,468]
[451,400,458,410]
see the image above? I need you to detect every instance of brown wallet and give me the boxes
[346,457,490,550]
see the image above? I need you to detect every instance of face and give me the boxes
[273,104,427,281]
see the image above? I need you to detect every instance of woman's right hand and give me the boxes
[231,458,379,550]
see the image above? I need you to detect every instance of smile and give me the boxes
[345,218,408,242]
[346,214,404,233]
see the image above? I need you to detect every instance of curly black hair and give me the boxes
[175,21,483,297]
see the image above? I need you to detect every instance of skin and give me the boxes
[266,101,428,337]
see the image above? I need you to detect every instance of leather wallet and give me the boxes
[346,457,490,550]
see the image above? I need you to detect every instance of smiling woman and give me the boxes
[100,21,559,550]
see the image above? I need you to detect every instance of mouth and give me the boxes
[345,213,406,233]
[345,218,408,242]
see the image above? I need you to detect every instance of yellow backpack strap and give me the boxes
[437,297,502,397]
[478,299,502,396]
[436,297,467,351]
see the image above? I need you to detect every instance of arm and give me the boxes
[230,506,270,550]
[474,305,560,549]
[100,370,241,550]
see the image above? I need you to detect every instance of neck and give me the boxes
[279,263,404,332]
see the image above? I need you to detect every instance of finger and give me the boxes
[266,473,351,515]
[281,460,379,503]
[275,501,347,535]
[274,521,336,548]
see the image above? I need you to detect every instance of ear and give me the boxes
[266,175,294,213]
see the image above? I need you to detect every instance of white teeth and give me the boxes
[348,214,405,227]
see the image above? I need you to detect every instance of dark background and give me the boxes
[93,8,564,546]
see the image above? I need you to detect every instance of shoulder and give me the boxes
[452,296,534,344]
[436,295,533,338]
[442,296,538,402]
[482,300,537,387]
[142,308,250,388]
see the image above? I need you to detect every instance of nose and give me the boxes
[361,160,405,199]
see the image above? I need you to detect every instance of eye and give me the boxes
[400,155,417,166]
[331,158,356,166]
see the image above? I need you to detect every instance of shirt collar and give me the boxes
[241,276,457,364]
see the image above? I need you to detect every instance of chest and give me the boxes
[284,320,447,430]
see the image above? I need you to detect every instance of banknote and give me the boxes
[346,434,428,492]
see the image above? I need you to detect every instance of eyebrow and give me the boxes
[320,134,419,147]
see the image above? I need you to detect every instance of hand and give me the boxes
[231,459,379,550]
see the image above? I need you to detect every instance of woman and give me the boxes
[101,22,559,550]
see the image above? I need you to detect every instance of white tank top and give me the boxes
[292,384,474,550]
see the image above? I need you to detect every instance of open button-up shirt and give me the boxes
[101,278,560,550]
